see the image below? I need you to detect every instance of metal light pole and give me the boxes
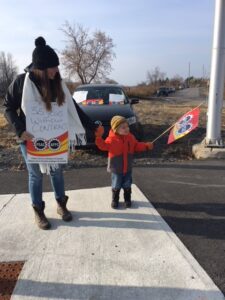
[206,0,225,146]
[188,62,191,87]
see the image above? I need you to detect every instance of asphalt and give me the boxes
[1,160,225,297]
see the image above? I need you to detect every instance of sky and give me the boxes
[0,0,214,85]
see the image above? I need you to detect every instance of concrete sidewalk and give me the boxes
[0,185,224,300]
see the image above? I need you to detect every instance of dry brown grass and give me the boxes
[0,112,16,144]
[0,113,7,128]
[134,99,225,131]
[0,103,5,127]
[126,85,156,98]
[134,100,208,128]
[0,105,23,170]
[132,99,225,161]
[1,111,10,139]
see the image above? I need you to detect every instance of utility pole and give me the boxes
[206,0,225,146]
[188,62,191,87]
[193,0,225,158]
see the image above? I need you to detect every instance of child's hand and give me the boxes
[145,142,154,150]
[95,125,104,137]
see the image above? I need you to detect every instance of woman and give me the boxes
[3,37,100,230]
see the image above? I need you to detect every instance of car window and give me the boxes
[73,87,127,105]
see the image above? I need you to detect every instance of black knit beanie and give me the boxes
[32,37,59,70]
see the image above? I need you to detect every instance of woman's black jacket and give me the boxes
[3,73,97,138]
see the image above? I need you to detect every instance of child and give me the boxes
[95,115,153,209]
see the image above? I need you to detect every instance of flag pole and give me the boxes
[151,124,176,143]
[151,102,204,144]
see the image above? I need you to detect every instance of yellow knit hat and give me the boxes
[111,115,128,133]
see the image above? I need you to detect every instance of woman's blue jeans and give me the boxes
[20,143,65,208]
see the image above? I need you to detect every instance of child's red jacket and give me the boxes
[95,129,149,174]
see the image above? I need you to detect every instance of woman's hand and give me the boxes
[145,142,154,150]
[95,125,104,137]
[20,131,34,141]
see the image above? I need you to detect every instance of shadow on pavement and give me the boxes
[46,203,173,232]
[13,280,224,300]
[152,202,225,217]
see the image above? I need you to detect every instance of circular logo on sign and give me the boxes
[48,139,60,151]
[175,114,193,135]
[33,139,47,151]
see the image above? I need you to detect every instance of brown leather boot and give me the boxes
[56,196,73,221]
[32,202,51,230]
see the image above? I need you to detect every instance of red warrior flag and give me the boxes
[168,107,200,144]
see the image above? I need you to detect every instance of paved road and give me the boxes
[164,87,207,104]
[175,87,201,99]
[1,160,225,296]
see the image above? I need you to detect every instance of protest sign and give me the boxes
[26,103,68,163]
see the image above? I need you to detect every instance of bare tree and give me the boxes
[0,52,18,97]
[104,77,118,84]
[61,22,116,84]
[170,74,184,89]
[146,67,166,87]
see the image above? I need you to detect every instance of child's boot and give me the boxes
[124,188,132,208]
[111,189,120,209]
